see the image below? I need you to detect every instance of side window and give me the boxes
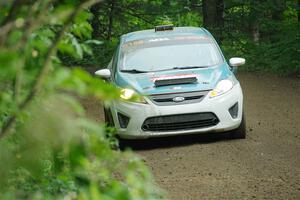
[112,52,117,70]
[111,45,120,80]
[107,58,113,70]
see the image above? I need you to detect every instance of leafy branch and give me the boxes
[0,0,102,140]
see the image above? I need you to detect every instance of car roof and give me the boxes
[121,27,209,43]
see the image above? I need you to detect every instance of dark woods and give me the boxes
[88,0,299,74]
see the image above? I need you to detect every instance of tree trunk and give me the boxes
[249,0,262,43]
[252,22,260,43]
[202,0,224,43]
[107,0,115,40]
[271,0,285,21]
[297,0,300,22]
[90,2,102,39]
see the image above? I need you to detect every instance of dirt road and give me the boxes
[82,72,300,199]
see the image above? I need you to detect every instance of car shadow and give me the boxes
[119,131,234,151]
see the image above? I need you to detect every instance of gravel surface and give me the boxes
[82,72,300,200]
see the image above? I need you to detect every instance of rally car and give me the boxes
[95,25,246,139]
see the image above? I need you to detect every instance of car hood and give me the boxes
[115,63,231,95]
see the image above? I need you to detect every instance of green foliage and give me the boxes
[0,1,165,199]
[1,94,163,199]
[242,23,300,74]
[221,1,300,74]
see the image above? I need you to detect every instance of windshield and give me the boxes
[120,37,223,72]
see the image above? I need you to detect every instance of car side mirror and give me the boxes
[95,69,111,79]
[229,57,246,67]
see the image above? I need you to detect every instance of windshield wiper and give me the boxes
[155,66,209,72]
[172,66,209,70]
[120,69,149,74]
[120,66,209,74]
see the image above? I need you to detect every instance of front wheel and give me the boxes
[230,113,246,139]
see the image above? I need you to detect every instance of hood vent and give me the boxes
[154,77,198,87]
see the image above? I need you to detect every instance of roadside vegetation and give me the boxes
[0,0,299,199]
[0,1,164,199]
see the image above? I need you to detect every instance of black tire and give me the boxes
[117,137,128,151]
[230,113,246,139]
[104,108,114,126]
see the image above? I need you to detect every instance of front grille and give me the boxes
[142,112,219,132]
[149,91,209,106]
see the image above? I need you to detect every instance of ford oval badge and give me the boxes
[173,96,185,102]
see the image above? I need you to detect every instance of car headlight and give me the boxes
[209,79,234,98]
[120,88,147,104]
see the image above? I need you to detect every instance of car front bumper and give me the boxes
[109,84,243,139]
